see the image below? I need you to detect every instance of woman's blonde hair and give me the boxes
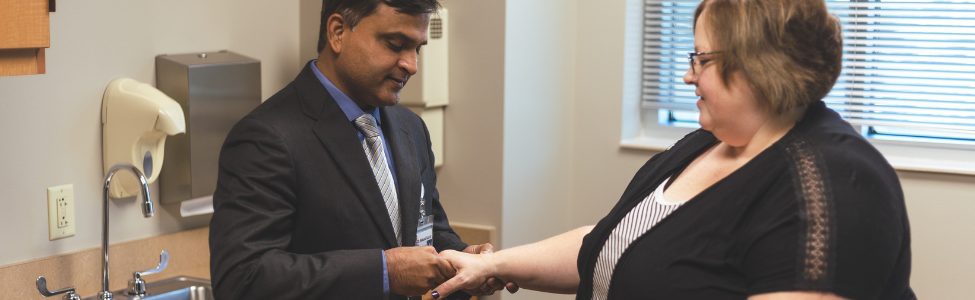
[694,0,843,114]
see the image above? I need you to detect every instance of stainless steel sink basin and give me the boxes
[83,277,212,300]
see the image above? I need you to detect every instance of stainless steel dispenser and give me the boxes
[155,51,261,206]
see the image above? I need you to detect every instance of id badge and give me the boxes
[416,215,434,246]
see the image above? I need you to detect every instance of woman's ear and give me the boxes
[326,13,346,54]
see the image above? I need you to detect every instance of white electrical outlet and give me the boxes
[47,184,75,240]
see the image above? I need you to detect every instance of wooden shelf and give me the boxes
[0,48,45,76]
[0,0,51,76]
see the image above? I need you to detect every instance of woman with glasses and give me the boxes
[430,0,915,299]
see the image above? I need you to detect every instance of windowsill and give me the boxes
[883,155,975,176]
[621,137,975,177]
[620,137,673,152]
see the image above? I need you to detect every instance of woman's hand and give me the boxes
[457,244,520,297]
[434,226,592,298]
[432,249,512,299]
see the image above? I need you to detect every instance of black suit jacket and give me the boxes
[209,63,470,300]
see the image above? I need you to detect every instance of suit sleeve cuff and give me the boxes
[382,250,390,300]
[434,231,469,252]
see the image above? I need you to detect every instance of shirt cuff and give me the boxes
[382,250,390,300]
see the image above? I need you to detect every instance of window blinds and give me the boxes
[825,0,975,137]
[642,0,975,139]
[641,0,698,112]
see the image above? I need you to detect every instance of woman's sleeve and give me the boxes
[742,138,913,300]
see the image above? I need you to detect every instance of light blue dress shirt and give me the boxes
[311,60,399,300]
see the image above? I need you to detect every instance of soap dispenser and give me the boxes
[101,78,186,198]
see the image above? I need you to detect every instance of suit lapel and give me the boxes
[297,65,399,248]
[381,107,420,247]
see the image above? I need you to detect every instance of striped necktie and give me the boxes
[353,114,402,245]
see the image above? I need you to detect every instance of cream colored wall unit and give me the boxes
[0,0,50,76]
[401,9,448,167]
[101,78,186,198]
[400,8,449,108]
[406,106,445,168]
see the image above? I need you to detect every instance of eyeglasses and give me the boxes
[687,51,724,74]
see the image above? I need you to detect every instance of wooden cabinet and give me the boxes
[0,0,50,76]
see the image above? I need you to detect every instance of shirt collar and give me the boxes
[310,60,381,125]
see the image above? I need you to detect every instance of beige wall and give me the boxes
[300,0,323,64]
[500,0,577,299]
[435,0,507,247]
[503,0,576,246]
[899,171,975,299]
[0,0,301,266]
[421,0,509,297]
[568,0,654,229]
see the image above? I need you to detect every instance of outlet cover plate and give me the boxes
[48,184,75,240]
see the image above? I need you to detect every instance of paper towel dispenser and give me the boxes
[156,51,261,207]
[101,78,186,198]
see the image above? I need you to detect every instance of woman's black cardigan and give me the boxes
[575,101,915,300]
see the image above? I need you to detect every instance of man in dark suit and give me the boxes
[209,0,508,299]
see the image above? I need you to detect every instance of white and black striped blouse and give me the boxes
[591,177,686,300]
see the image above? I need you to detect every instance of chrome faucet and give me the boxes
[99,163,155,300]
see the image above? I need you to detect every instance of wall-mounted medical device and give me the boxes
[401,8,448,107]
[156,51,261,210]
[400,8,448,167]
[102,78,186,198]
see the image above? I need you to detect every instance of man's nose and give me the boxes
[399,52,418,75]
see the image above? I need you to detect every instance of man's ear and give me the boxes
[326,13,346,54]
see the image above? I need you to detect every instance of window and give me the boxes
[639,0,698,128]
[826,0,975,143]
[625,0,975,175]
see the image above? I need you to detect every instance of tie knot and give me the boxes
[354,114,380,138]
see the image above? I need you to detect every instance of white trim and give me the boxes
[620,134,975,177]
[885,156,975,176]
[620,0,647,142]
[871,139,975,176]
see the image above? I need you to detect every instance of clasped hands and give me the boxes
[386,243,518,298]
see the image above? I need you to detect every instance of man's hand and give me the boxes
[434,244,519,298]
[461,243,495,254]
[386,246,456,297]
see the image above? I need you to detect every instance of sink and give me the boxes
[83,277,212,300]
[138,277,212,300]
